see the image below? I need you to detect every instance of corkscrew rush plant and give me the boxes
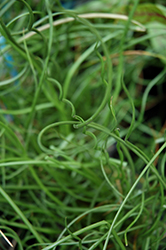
[0,0,166,249]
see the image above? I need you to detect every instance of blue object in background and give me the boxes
[0,36,19,122]
[61,0,76,9]
[61,0,89,9]
[0,36,18,85]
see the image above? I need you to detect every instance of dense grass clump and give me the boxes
[0,0,166,249]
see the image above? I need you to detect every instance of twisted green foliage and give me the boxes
[0,0,166,249]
